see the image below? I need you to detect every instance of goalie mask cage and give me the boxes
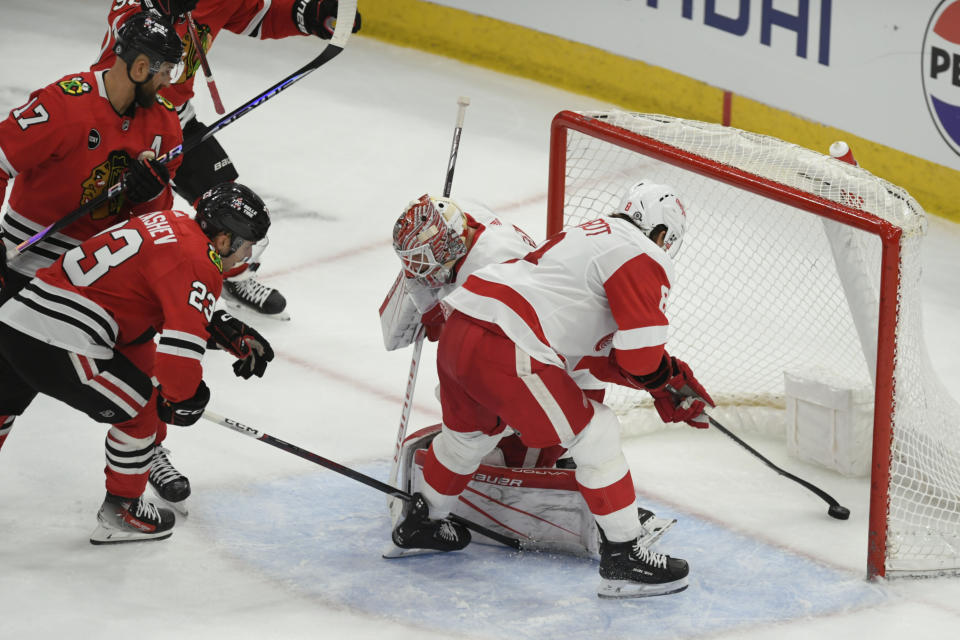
[548,110,960,579]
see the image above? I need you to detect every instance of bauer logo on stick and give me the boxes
[923,1,960,157]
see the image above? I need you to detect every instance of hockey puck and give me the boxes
[828,504,851,520]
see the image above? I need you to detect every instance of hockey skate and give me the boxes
[637,507,677,549]
[222,277,290,321]
[384,493,471,558]
[89,493,175,545]
[149,446,190,516]
[597,528,689,598]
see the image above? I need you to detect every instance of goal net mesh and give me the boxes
[552,110,960,576]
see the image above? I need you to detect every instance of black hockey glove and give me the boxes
[292,0,361,39]
[121,151,170,204]
[141,0,199,20]
[207,310,275,379]
[157,380,210,427]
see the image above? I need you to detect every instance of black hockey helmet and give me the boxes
[196,182,271,255]
[114,11,184,77]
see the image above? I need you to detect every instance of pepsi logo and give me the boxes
[923,1,960,156]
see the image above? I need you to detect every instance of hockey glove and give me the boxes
[292,0,361,39]
[421,303,445,342]
[632,354,715,429]
[121,151,169,204]
[157,380,210,427]
[207,310,275,379]
[141,0,199,19]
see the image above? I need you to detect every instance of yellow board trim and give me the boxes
[360,0,959,221]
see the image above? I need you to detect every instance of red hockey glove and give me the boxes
[631,354,714,429]
[421,304,445,342]
[157,380,210,427]
[207,310,275,379]
[292,0,361,39]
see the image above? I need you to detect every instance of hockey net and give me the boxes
[548,110,960,578]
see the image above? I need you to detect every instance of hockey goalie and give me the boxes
[379,193,676,557]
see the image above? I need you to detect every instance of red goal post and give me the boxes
[546,109,960,579]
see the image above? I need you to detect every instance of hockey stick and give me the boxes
[203,409,523,550]
[15,0,358,255]
[387,97,471,515]
[706,412,850,519]
[667,386,849,518]
[186,12,225,115]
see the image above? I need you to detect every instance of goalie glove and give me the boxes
[292,0,362,39]
[207,310,275,379]
[628,354,714,429]
[379,271,440,350]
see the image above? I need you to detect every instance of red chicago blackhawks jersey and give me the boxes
[93,0,308,111]
[0,210,223,402]
[443,216,675,380]
[0,70,183,278]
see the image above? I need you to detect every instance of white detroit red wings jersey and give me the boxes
[0,211,222,402]
[442,204,538,296]
[93,0,310,111]
[444,216,675,379]
[0,70,182,277]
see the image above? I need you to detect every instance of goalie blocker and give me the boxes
[389,424,676,557]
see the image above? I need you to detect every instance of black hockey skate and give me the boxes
[597,528,689,598]
[223,278,289,319]
[386,493,471,558]
[149,446,191,515]
[89,493,175,545]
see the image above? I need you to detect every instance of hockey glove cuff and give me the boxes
[421,304,445,342]
[157,380,210,426]
[292,0,361,39]
[631,354,715,429]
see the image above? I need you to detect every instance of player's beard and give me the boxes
[134,80,159,109]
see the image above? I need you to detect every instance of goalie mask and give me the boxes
[393,194,467,288]
[615,181,688,258]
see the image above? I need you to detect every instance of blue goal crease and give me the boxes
[194,461,888,640]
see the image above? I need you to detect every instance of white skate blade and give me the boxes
[222,296,291,322]
[637,516,677,549]
[89,523,173,545]
[597,576,688,599]
[381,543,447,559]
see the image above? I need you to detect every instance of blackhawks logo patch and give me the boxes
[80,150,128,220]
[58,77,92,96]
[156,95,176,111]
[208,246,223,273]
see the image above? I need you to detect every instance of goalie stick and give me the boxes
[186,11,225,115]
[202,409,523,551]
[14,0,358,255]
[387,97,471,521]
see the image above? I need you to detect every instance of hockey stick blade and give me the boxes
[202,410,524,550]
[15,0,358,255]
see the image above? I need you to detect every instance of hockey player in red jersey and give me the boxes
[92,0,361,318]
[382,193,678,555]
[390,182,715,598]
[0,11,183,460]
[0,182,274,544]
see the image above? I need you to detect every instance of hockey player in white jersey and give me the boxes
[389,182,715,598]
[381,192,677,554]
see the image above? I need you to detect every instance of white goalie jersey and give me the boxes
[379,203,538,351]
